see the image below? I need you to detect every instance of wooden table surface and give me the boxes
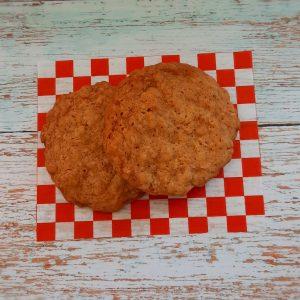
[0,0,299,298]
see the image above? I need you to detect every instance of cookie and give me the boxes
[41,82,141,212]
[103,63,239,195]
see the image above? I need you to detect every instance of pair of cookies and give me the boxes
[41,62,239,212]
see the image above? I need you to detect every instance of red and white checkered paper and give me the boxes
[36,51,265,241]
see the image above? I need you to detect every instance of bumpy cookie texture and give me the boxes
[103,63,239,195]
[41,82,141,212]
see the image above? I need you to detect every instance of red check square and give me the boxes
[91,58,109,76]
[236,86,255,104]
[187,186,206,198]
[232,140,241,159]
[38,78,55,96]
[245,196,265,215]
[233,104,238,112]
[215,168,224,178]
[161,55,180,63]
[56,203,74,222]
[227,216,247,232]
[37,148,45,167]
[234,51,253,69]
[150,218,170,235]
[73,76,91,92]
[112,220,132,237]
[126,57,145,74]
[56,60,73,78]
[224,177,244,196]
[197,53,216,70]
[216,69,235,87]
[131,199,150,219]
[169,199,188,218]
[74,221,93,239]
[109,75,126,86]
[37,185,56,204]
[188,217,208,233]
[242,158,262,177]
[37,113,47,131]
[240,121,259,140]
[206,197,227,216]
[93,211,112,221]
[37,223,55,241]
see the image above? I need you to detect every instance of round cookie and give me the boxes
[103,63,239,195]
[41,82,141,212]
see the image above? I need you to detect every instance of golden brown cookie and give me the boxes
[41,82,141,212]
[103,63,239,195]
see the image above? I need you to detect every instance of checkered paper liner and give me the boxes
[36,51,265,241]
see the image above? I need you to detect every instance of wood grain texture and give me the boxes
[0,0,300,298]
[0,0,300,131]
[1,127,299,298]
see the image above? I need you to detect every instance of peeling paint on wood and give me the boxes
[0,127,299,298]
[0,0,299,298]
[0,0,300,131]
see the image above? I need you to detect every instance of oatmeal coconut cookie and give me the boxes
[41,82,141,212]
[103,63,239,195]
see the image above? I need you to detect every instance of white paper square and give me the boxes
[37,167,53,185]
[109,57,126,74]
[150,199,169,218]
[216,52,234,69]
[138,194,150,200]
[235,69,253,86]
[56,222,74,240]
[93,221,112,238]
[37,132,44,148]
[144,56,162,66]
[246,215,266,232]
[74,60,91,77]
[241,140,260,158]
[226,197,245,215]
[56,77,73,95]
[205,70,217,80]
[223,159,243,177]
[131,219,150,236]
[238,104,257,121]
[180,53,197,66]
[37,204,55,222]
[224,87,237,104]
[75,206,93,221]
[243,177,263,196]
[38,96,55,113]
[38,60,55,77]
[205,178,225,197]
[169,218,189,235]
[207,217,227,233]
[112,202,131,220]
[56,188,67,203]
[187,198,207,217]
[91,76,109,85]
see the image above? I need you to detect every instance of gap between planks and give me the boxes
[1,123,300,135]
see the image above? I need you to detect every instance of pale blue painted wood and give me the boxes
[0,126,299,298]
[0,0,299,131]
[0,1,300,298]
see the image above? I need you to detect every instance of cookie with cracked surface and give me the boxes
[103,63,239,195]
[41,82,141,212]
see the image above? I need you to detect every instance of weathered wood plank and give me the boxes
[1,0,299,298]
[0,125,299,298]
[0,0,300,131]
